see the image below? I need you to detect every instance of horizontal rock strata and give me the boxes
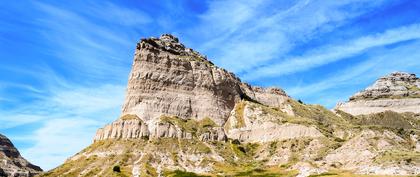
[121,34,289,126]
[336,72,420,115]
[94,115,226,142]
[224,101,323,143]
[336,98,420,115]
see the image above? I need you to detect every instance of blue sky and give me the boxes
[1,0,419,170]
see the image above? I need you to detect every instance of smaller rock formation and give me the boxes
[224,101,323,143]
[0,134,42,177]
[336,72,420,115]
[94,115,226,142]
[94,115,149,141]
[351,72,419,100]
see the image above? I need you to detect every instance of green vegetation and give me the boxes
[177,55,214,67]
[234,101,246,128]
[120,114,140,120]
[160,116,218,137]
[354,111,419,130]
[287,99,351,137]
[113,165,121,172]
[165,170,210,177]
[374,150,420,164]
[308,170,414,177]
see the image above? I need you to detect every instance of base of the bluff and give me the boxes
[40,101,419,177]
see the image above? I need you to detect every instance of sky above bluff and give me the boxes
[1,0,420,170]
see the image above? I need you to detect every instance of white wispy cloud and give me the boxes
[0,2,144,170]
[194,0,388,73]
[21,118,101,171]
[33,2,141,81]
[243,23,420,81]
[87,2,152,26]
[0,79,125,169]
[285,40,420,107]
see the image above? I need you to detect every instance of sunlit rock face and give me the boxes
[121,34,289,126]
[336,72,420,115]
[0,134,42,177]
[45,35,419,177]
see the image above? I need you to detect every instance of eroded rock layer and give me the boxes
[44,35,420,177]
[121,34,289,126]
[336,72,420,115]
[0,134,42,177]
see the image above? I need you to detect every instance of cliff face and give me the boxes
[0,134,42,177]
[42,35,420,177]
[121,34,289,126]
[336,72,420,115]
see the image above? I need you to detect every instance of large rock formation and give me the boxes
[336,72,420,115]
[121,34,289,126]
[41,35,420,177]
[0,134,42,177]
[95,34,290,142]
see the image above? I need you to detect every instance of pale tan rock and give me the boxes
[94,116,149,141]
[336,98,420,115]
[224,101,323,143]
[121,34,289,126]
[336,72,420,115]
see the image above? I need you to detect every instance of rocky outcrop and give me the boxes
[94,115,226,142]
[336,98,420,115]
[323,130,419,175]
[121,34,289,126]
[93,115,149,141]
[0,134,42,177]
[224,101,323,143]
[336,72,420,115]
[44,35,420,177]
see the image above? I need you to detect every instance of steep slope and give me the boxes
[121,34,289,126]
[0,134,42,177]
[40,35,420,177]
[336,72,420,115]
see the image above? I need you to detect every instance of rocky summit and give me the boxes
[41,35,420,177]
[336,72,420,115]
[0,134,42,177]
[120,34,289,126]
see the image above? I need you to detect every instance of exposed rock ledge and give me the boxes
[336,98,420,115]
[336,72,420,115]
[224,101,324,143]
[121,34,289,126]
[94,115,226,142]
[0,134,42,177]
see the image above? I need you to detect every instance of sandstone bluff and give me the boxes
[40,34,419,177]
[0,134,42,177]
[336,72,420,115]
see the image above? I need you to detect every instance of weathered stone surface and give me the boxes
[199,127,226,141]
[0,134,42,177]
[351,72,420,100]
[224,101,323,143]
[323,130,419,175]
[46,35,420,177]
[94,115,149,141]
[336,72,420,115]
[336,98,420,115]
[95,115,226,141]
[121,34,289,126]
